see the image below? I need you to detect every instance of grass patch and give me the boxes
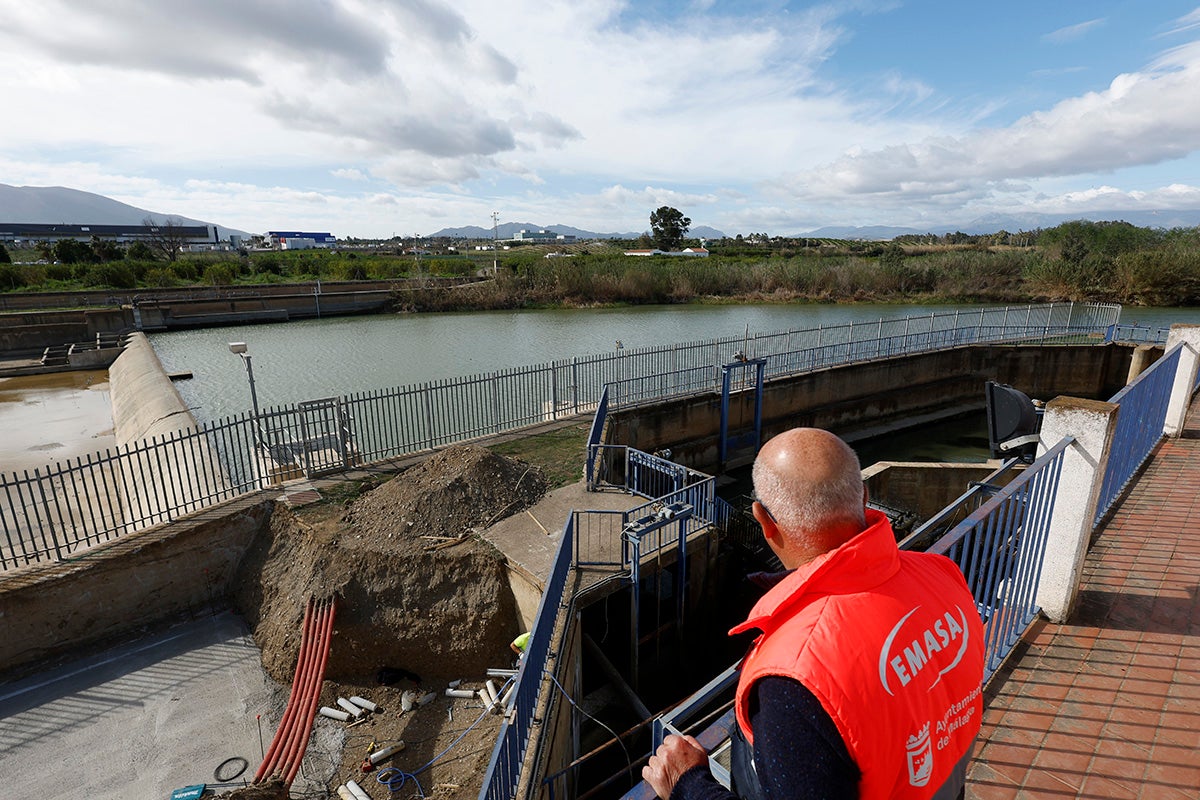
[314,472,393,507]
[488,422,591,489]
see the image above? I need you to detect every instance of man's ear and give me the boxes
[752,501,783,547]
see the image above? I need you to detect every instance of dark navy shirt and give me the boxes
[670,675,860,800]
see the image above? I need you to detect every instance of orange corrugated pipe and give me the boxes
[255,596,337,786]
[274,598,324,780]
[284,597,337,786]
[255,596,316,782]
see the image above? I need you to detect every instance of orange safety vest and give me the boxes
[731,510,985,799]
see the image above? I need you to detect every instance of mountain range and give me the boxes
[0,184,248,239]
[805,209,1200,240]
[3,183,1198,242]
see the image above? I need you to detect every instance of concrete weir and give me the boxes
[108,333,230,526]
[0,334,256,676]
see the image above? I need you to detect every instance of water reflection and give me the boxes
[149,303,998,423]
[0,370,114,473]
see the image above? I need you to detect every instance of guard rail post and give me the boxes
[1162,324,1200,437]
[1034,397,1119,622]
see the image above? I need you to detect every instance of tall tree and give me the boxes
[0,242,10,264]
[143,216,189,262]
[54,238,96,264]
[650,206,691,251]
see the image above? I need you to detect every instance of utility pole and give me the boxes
[491,211,500,275]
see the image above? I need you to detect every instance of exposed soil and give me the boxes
[226,445,549,799]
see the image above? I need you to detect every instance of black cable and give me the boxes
[549,673,634,788]
[214,756,249,782]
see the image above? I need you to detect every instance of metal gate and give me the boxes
[719,358,766,468]
[261,397,357,480]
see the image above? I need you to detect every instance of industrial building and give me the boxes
[267,231,337,249]
[512,229,576,243]
[0,222,217,246]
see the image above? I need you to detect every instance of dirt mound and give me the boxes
[235,445,548,686]
[230,445,548,797]
[344,445,548,542]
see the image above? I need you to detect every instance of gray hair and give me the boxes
[752,439,865,541]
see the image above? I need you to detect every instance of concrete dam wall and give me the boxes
[606,342,1140,472]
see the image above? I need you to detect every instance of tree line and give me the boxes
[2,219,1198,307]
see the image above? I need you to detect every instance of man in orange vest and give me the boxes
[644,428,985,800]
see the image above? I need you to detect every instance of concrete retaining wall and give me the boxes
[0,497,273,678]
[608,343,1134,472]
[863,461,1022,520]
[0,308,132,355]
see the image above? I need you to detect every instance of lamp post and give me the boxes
[228,342,262,448]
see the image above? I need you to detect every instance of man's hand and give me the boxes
[642,734,709,799]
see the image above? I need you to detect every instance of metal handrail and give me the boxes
[1095,343,1182,525]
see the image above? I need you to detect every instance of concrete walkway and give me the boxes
[967,400,1200,798]
[0,611,335,799]
[481,481,642,585]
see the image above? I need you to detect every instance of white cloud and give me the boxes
[1043,18,1106,44]
[1163,7,1200,36]
[0,2,1198,237]
[775,40,1200,216]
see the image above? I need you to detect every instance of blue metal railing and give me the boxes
[584,387,609,490]
[897,459,1020,551]
[1095,343,1182,525]
[1107,323,1171,345]
[602,303,1123,410]
[481,447,724,800]
[480,512,577,800]
[925,437,1070,679]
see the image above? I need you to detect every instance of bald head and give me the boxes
[752,428,866,554]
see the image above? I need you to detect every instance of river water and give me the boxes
[148,302,1200,424]
[4,302,1199,476]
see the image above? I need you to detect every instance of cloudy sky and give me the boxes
[2,1,1199,237]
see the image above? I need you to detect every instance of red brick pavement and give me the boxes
[967,407,1200,798]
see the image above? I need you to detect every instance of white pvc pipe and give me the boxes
[418,691,437,706]
[336,785,356,800]
[337,697,364,718]
[445,688,475,699]
[369,741,406,765]
[486,680,500,705]
[345,780,372,800]
[319,706,351,722]
[499,683,515,710]
[486,668,518,678]
[349,696,378,713]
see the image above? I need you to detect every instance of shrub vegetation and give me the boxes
[2,221,1198,309]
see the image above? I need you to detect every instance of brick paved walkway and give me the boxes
[967,405,1200,798]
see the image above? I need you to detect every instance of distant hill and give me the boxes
[0,184,249,239]
[429,221,727,240]
[799,210,1200,240]
[800,225,926,241]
